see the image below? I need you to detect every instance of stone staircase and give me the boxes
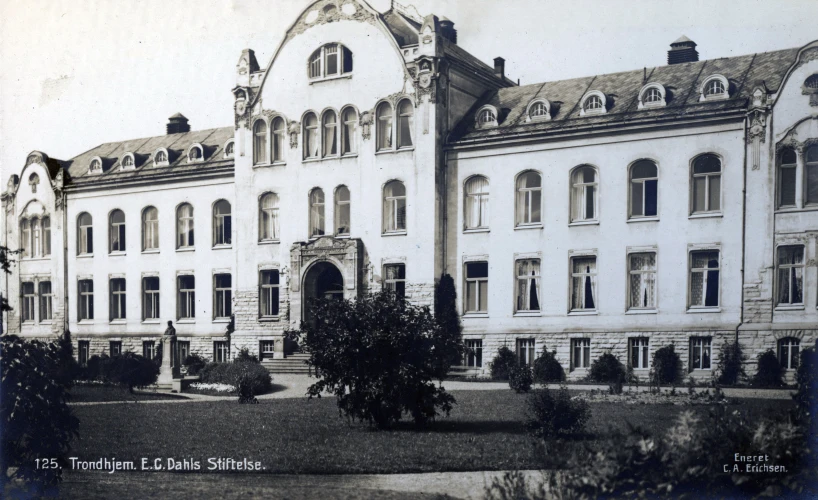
[261,352,312,374]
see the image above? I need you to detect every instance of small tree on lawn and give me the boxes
[286,290,456,429]
[432,273,465,379]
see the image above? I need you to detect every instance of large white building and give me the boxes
[3,0,818,380]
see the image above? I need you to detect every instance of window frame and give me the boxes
[213,273,232,320]
[78,340,90,366]
[778,337,800,370]
[376,101,394,152]
[627,251,658,311]
[570,166,599,224]
[214,341,229,363]
[21,281,35,323]
[629,337,650,370]
[775,245,805,308]
[109,341,122,357]
[571,338,591,369]
[396,99,414,149]
[307,43,353,81]
[464,175,490,231]
[309,188,326,238]
[252,119,269,165]
[525,99,551,121]
[212,200,232,247]
[142,276,160,321]
[464,339,483,368]
[628,160,659,219]
[570,254,598,313]
[475,105,498,128]
[38,280,53,322]
[464,261,489,315]
[258,192,280,242]
[109,209,126,254]
[272,117,286,163]
[340,106,358,156]
[690,153,723,215]
[303,111,319,160]
[515,170,542,227]
[321,109,339,158]
[688,249,721,310]
[142,206,159,251]
[109,278,127,321]
[777,148,797,209]
[176,203,195,249]
[154,149,169,167]
[177,275,195,320]
[187,144,204,163]
[382,180,407,234]
[699,75,729,101]
[20,218,31,258]
[579,91,607,116]
[515,258,541,313]
[516,338,536,366]
[259,269,280,318]
[142,341,157,361]
[637,83,666,109]
[334,185,351,236]
[806,145,818,206]
[77,212,94,255]
[78,279,94,321]
[383,263,406,300]
[690,337,712,370]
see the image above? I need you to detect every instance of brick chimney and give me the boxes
[166,113,190,135]
[439,17,457,44]
[668,36,699,65]
[494,57,505,79]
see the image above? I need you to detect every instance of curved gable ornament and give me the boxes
[285,0,376,42]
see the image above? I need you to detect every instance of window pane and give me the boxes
[466,262,488,278]
[585,185,595,219]
[644,179,657,216]
[631,182,643,216]
[779,167,796,206]
[694,154,721,174]
[693,176,706,212]
[466,282,476,311]
[377,103,393,151]
[398,100,413,148]
[807,164,818,205]
[708,175,721,211]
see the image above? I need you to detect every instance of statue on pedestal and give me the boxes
[157,320,180,387]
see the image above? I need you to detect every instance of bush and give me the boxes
[199,360,273,398]
[716,340,746,385]
[588,352,626,383]
[234,348,259,364]
[285,290,456,428]
[532,348,565,384]
[509,364,533,393]
[183,353,207,376]
[526,386,590,438]
[83,354,113,381]
[753,349,783,387]
[52,330,80,387]
[433,274,465,379]
[490,346,517,380]
[651,344,681,385]
[104,352,159,392]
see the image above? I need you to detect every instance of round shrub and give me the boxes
[589,352,626,383]
[105,352,160,392]
[652,344,681,385]
[526,386,590,438]
[490,346,517,380]
[234,348,260,364]
[533,348,565,384]
[199,361,272,396]
[508,364,533,393]
[183,353,207,376]
[753,350,783,387]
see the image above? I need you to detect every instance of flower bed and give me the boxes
[186,382,236,396]
[576,387,734,405]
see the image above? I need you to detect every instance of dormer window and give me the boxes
[154,149,169,166]
[699,75,729,101]
[475,105,498,128]
[121,154,135,170]
[580,91,607,116]
[525,99,551,122]
[638,83,667,109]
[89,157,103,174]
[224,140,235,158]
[188,145,204,163]
[308,43,353,80]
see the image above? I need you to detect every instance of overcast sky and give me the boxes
[1,0,816,182]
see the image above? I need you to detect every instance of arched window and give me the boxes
[706,79,725,96]
[253,120,268,165]
[691,154,721,213]
[585,95,603,110]
[78,212,93,255]
[155,150,168,166]
[629,160,658,218]
[176,203,194,248]
[478,108,496,124]
[42,216,51,256]
[213,200,232,246]
[225,141,234,157]
[259,193,280,241]
[20,219,31,257]
[464,176,489,229]
[778,337,801,370]
[322,110,338,157]
[109,209,126,253]
[341,107,357,155]
[309,188,325,237]
[529,101,549,119]
[188,145,203,162]
[31,219,40,257]
[807,146,818,205]
[516,171,542,226]
[383,181,406,233]
[272,117,286,162]
[90,158,102,173]
[700,75,729,101]
[778,148,797,208]
[335,185,351,235]
[571,166,598,222]
[142,207,159,250]
[304,112,319,159]
[376,102,393,151]
[308,43,353,79]
[122,155,134,168]
[397,99,413,148]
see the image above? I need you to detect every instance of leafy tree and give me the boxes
[753,350,783,387]
[0,246,22,333]
[104,352,159,393]
[651,344,681,385]
[509,364,533,393]
[432,274,464,378]
[716,340,746,385]
[490,346,517,380]
[532,347,565,384]
[286,291,456,429]
[589,352,626,383]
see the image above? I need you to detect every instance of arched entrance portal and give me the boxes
[302,261,344,324]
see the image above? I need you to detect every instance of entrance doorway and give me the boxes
[302,261,344,324]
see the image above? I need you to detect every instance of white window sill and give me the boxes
[176,247,195,253]
[77,254,94,259]
[514,224,543,231]
[213,245,232,250]
[259,316,280,322]
[464,228,490,234]
[176,319,195,324]
[253,162,286,169]
[258,239,280,245]
[776,205,818,214]
[340,153,358,159]
[463,312,489,319]
[335,234,351,239]
[109,251,126,257]
[686,307,721,313]
[142,320,161,324]
[382,231,407,237]
[626,309,657,315]
[109,320,127,325]
[302,157,321,163]
[775,305,805,312]
[39,320,54,325]
[142,249,160,254]
[631,367,650,371]
[213,318,231,323]
[309,73,353,84]
[21,257,51,262]
[688,212,723,220]
[569,220,599,227]
[78,320,95,325]
[514,311,541,317]
[21,321,36,326]
[375,147,415,155]
[690,368,713,372]
[309,235,327,240]
[627,217,659,223]
[568,310,597,316]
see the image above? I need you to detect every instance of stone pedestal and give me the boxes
[157,336,180,389]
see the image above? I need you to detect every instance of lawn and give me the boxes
[70,384,189,403]
[69,390,793,474]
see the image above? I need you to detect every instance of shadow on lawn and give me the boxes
[387,419,529,435]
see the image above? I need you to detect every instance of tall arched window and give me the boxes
[778,148,797,208]
[304,112,319,159]
[20,219,31,257]
[383,181,406,233]
[309,188,325,237]
[142,207,159,250]
[176,203,194,248]
[397,99,413,148]
[42,216,50,256]
[308,43,353,79]
[31,219,40,257]
[213,200,232,246]
[109,210,126,253]
[77,212,93,255]
[629,160,658,218]
[341,107,357,155]
[464,176,489,229]
[516,171,542,226]
[691,154,721,214]
[807,145,818,205]
[272,117,286,162]
[571,166,598,222]
[376,102,393,151]
[259,193,280,241]
[322,110,338,157]
[335,186,351,235]
[253,120,268,165]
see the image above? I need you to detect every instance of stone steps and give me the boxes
[262,353,312,374]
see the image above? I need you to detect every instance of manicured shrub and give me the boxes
[105,352,159,392]
[285,290,456,428]
[508,364,533,393]
[526,386,590,438]
[490,346,517,380]
[753,350,783,387]
[532,348,565,384]
[433,273,465,378]
[793,344,817,432]
[234,347,259,364]
[716,340,746,385]
[84,354,112,381]
[199,360,273,397]
[183,353,207,376]
[53,330,80,387]
[651,344,681,385]
[588,352,626,383]
[199,362,229,383]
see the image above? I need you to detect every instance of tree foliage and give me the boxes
[286,291,456,428]
[103,352,160,393]
[651,344,682,385]
[532,347,565,384]
[490,346,517,380]
[753,350,783,387]
[588,352,627,383]
[716,340,747,385]
[432,273,465,379]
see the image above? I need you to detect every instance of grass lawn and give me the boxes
[70,385,188,403]
[69,390,793,474]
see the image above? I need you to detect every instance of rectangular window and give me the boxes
[572,338,591,369]
[142,277,160,320]
[79,279,94,320]
[689,250,719,308]
[260,340,275,360]
[214,341,229,363]
[178,275,195,319]
[464,261,488,313]
[178,341,190,362]
[110,278,127,320]
[383,264,406,300]
[807,162,818,206]
[142,341,156,361]
[778,338,800,370]
[570,256,597,311]
[259,270,280,317]
[628,252,657,310]
[515,259,540,312]
[214,274,232,319]
[690,337,711,370]
[43,217,51,256]
[464,339,483,367]
[776,246,804,306]
[779,163,797,207]
[21,282,35,322]
[517,338,535,366]
[39,281,53,321]
[109,341,122,357]
[629,338,650,369]
[78,340,90,366]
